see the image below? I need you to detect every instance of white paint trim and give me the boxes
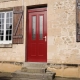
[0,41,12,44]
[4,12,6,41]
[0,11,13,44]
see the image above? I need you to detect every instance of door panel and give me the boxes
[31,43,36,56]
[27,8,47,62]
[38,43,45,56]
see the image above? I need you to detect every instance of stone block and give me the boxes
[12,72,55,80]
[0,72,12,78]
[63,67,78,78]
[23,62,47,68]
[21,67,27,72]
[11,78,28,80]
[26,67,46,73]
[12,72,29,78]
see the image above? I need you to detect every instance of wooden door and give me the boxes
[27,8,47,62]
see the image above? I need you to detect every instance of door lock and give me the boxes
[43,36,47,42]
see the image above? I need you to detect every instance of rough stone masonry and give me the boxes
[0,0,80,78]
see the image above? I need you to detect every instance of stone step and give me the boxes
[0,72,12,78]
[11,78,52,80]
[11,78,27,80]
[21,67,27,72]
[23,62,47,68]
[11,62,56,80]
[46,70,56,74]
[0,78,11,80]
[27,67,46,73]
[21,67,46,73]
[12,72,29,78]
[12,72,55,80]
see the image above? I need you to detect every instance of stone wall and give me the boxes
[47,0,77,64]
[24,0,79,64]
[0,0,25,62]
[0,0,80,78]
[0,61,22,72]
[0,0,78,64]
[47,63,80,78]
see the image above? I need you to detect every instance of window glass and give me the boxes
[7,13,9,18]
[0,19,1,24]
[0,11,13,44]
[2,19,4,24]
[0,30,4,41]
[39,15,43,40]
[32,16,36,40]
[10,12,12,17]
[2,13,4,18]
[0,14,1,18]
[10,18,12,23]
[2,25,4,29]
[0,12,4,42]
[6,11,13,42]
[6,18,9,23]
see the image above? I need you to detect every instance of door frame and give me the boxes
[25,6,47,62]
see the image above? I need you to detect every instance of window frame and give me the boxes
[0,11,13,44]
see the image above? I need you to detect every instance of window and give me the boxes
[0,6,24,45]
[0,11,13,44]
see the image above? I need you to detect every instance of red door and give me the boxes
[27,8,47,62]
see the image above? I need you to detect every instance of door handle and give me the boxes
[43,36,47,42]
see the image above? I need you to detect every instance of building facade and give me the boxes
[0,0,80,78]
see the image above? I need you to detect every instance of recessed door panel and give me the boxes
[31,43,37,56]
[27,8,47,62]
[38,43,44,56]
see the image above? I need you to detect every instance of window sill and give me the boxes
[0,44,12,48]
[0,0,17,3]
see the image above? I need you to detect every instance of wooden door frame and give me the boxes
[25,6,47,62]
